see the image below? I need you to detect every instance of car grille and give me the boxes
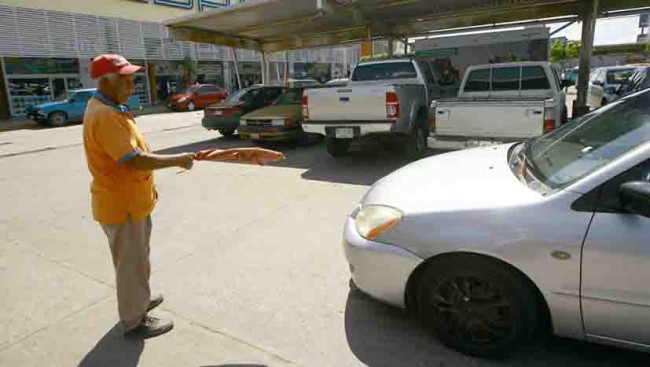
[246,119,272,127]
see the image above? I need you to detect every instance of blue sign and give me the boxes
[147,0,231,11]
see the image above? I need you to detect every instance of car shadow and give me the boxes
[156,136,446,187]
[77,323,144,367]
[344,288,650,367]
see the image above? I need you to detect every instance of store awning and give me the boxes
[165,0,650,52]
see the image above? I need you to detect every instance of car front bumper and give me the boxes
[202,116,240,130]
[238,125,303,141]
[343,216,423,308]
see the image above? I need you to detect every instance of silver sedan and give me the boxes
[344,89,650,357]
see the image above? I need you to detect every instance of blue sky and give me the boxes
[550,15,641,45]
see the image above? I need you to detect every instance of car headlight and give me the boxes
[37,109,45,115]
[178,97,188,103]
[271,119,285,126]
[240,120,248,126]
[354,205,403,240]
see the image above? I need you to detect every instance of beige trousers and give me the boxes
[101,216,152,331]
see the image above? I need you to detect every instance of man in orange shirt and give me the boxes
[84,54,195,339]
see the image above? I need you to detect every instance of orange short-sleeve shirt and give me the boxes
[83,95,156,224]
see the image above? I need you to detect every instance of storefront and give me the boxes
[292,62,332,83]
[3,58,82,116]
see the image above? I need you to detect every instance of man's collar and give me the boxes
[93,91,130,115]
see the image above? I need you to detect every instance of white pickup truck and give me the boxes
[302,58,457,158]
[430,62,569,148]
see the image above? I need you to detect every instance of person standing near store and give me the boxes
[83,54,195,339]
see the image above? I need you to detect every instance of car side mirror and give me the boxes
[561,79,572,89]
[592,80,603,87]
[620,181,650,217]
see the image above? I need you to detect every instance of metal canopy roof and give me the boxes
[165,0,650,52]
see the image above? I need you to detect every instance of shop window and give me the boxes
[8,78,52,116]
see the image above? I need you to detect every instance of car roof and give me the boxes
[468,61,551,70]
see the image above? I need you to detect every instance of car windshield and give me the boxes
[606,68,634,84]
[227,88,256,103]
[176,85,200,95]
[54,92,70,102]
[520,90,650,190]
[351,62,417,81]
[274,88,304,105]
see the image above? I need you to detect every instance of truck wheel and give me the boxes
[218,128,236,137]
[326,137,350,157]
[404,125,428,160]
[47,112,68,127]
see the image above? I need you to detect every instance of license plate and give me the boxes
[335,127,354,139]
[250,133,260,140]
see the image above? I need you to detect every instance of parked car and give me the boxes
[430,62,569,149]
[238,87,312,143]
[586,66,635,109]
[344,89,650,357]
[614,65,650,100]
[286,79,321,88]
[26,88,140,127]
[562,66,578,85]
[166,84,229,111]
[303,58,457,158]
[325,78,349,87]
[202,86,285,137]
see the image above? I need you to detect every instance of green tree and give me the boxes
[550,40,566,62]
[565,41,581,59]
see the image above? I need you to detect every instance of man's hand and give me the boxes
[175,152,195,170]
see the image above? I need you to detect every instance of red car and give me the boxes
[166,84,229,111]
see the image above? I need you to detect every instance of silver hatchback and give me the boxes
[344,89,650,357]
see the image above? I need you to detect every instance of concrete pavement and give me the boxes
[0,111,648,367]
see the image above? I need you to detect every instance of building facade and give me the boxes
[0,0,359,117]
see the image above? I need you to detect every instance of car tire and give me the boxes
[326,137,351,157]
[561,107,568,124]
[218,128,236,138]
[403,123,428,160]
[601,98,607,107]
[47,112,68,127]
[416,255,539,357]
[187,102,196,111]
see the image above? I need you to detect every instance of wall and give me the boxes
[0,0,200,22]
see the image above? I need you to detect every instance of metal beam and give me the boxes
[550,19,578,36]
[575,0,599,117]
[231,47,242,91]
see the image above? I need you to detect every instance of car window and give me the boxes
[417,61,437,85]
[552,67,562,91]
[202,85,218,93]
[606,69,634,85]
[491,67,520,91]
[351,62,417,81]
[464,69,490,92]
[262,88,283,102]
[593,160,650,213]
[229,88,260,103]
[71,91,91,102]
[275,88,304,105]
[521,66,550,90]
[525,90,650,190]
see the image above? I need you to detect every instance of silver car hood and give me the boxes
[362,144,543,214]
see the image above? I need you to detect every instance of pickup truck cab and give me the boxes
[302,58,456,158]
[430,62,568,148]
[26,88,141,127]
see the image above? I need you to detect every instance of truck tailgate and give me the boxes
[307,85,389,121]
[435,100,546,139]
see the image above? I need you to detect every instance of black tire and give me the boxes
[601,98,607,107]
[561,107,568,125]
[47,112,68,127]
[416,255,539,357]
[403,123,428,160]
[218,128,236,137]
[326,137,351,157]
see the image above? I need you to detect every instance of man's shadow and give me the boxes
[78,323,144,367]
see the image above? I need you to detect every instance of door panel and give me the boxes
[582,160,650,345]
[582,213,650,344]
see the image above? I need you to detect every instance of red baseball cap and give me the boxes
[90,54,144,79]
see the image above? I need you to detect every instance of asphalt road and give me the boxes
[0,111,648,367]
